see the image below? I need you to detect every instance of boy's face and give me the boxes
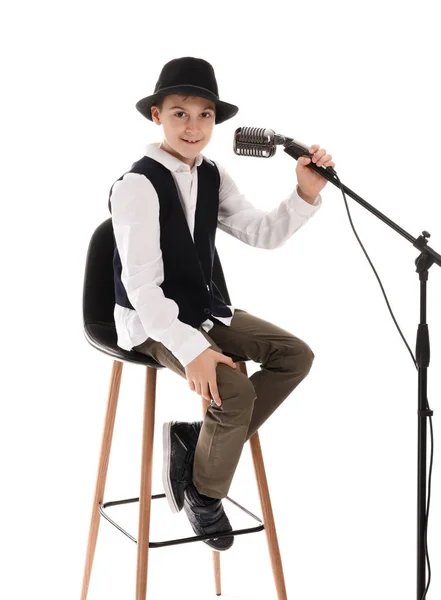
[151,94,216,169]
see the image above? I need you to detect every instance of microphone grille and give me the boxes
[233,127,276,157]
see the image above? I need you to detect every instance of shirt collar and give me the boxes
[144,142,214,173]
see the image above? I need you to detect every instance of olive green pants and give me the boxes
[133,308,315,498]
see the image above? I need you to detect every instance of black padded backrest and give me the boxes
[82,218,115,327]
[82,217,231,327]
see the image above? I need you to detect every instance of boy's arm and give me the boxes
[214,160,322,249]
[110,173,211,367]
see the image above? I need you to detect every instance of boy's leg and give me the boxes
[133,307,315,498]
[208,308,315,442]
[133,328,257,499]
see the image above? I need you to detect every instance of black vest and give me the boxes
[108,155,233,329]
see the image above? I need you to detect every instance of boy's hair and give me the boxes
[152,94,215,114]
[152,94,185,113]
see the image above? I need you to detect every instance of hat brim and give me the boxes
[135,84,239,125]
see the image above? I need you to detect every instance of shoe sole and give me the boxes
[162,421,180,514]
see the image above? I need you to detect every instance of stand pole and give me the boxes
[415,252,434,599]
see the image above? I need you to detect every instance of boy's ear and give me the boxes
[151,106,160,124]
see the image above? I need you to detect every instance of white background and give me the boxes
[2,1,441,598]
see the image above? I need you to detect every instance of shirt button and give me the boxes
[204,308,210,314]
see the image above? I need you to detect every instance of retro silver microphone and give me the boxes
[233,126,337,178]
[233,127,291,157]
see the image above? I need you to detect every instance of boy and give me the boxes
[109,56,335,551]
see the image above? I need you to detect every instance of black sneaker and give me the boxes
[162,420,202,513]
[183,481,235,551]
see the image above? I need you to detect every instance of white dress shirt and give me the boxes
[110,142,322,367]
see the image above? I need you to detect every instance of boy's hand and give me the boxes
[296,144,335,203]
[185,348,237,406]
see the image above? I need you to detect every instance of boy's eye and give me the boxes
[174,111,213,118]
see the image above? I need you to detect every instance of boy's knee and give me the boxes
[235,376,257,404]
[284,339,315,375]
[216,363,257,407]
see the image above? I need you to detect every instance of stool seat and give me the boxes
[84,322,249,367]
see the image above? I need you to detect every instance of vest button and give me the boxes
[204,308,210,314]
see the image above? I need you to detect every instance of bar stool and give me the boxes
[80,218,288,599]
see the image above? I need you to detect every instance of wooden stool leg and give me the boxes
[238,361,288,600]
[81,359,123,600]
[201,398,222,597]
[136,366,157,600]
[213,550,221,596]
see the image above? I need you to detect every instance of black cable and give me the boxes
[328,169,434,600]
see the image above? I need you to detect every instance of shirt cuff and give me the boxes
[173,330,212,368]
[293,185,322,216]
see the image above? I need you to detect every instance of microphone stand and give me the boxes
[283,139,440,599]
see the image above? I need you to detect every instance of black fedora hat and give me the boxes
[135,57,239,125]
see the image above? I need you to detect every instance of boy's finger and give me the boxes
[317,153,332,166]
[209,381,222,406]
[201,382,211,401]
[312,149,326,162]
